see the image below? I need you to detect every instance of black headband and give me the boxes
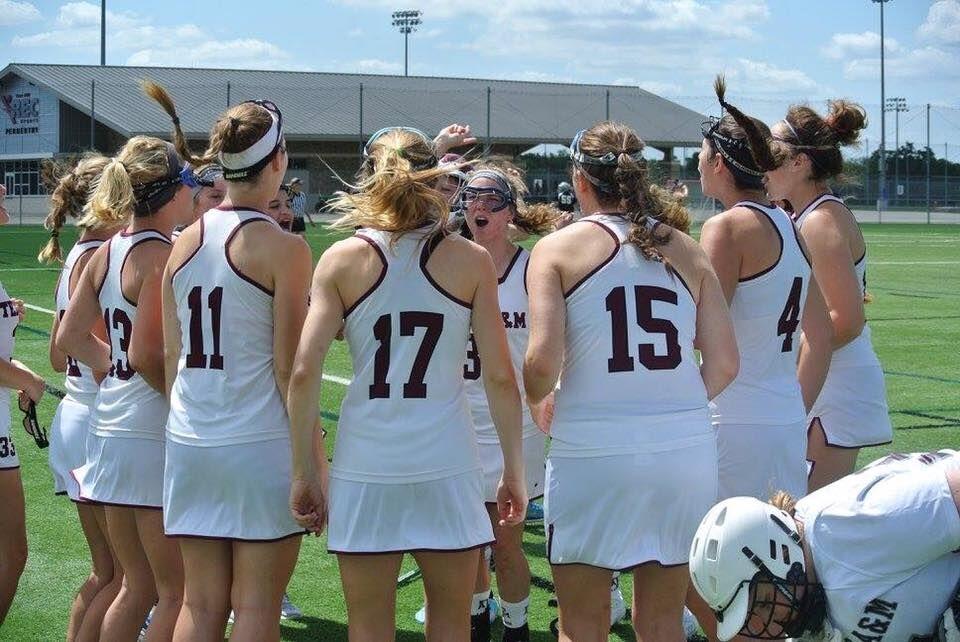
[133,143,182,217]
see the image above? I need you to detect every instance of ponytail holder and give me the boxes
[171,116,180,126]
[50,229,59,238]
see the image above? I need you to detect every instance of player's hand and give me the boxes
[290,472,327,535]
[12,361,44,403]
[530,393,555,435]
[496,476,528,527]
[434,124,477,156]
[11,298,25,322]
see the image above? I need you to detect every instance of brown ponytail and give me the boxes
[713,75,781,173]
[38,154,111,263]
[575,121,690,260]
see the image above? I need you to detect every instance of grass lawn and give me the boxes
[1,222,958,641]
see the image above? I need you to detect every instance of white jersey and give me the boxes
[0,282,19,440]
[167,210,289,447]
[794,194,879,369]
[710,202,810,426]
[795,450,960,641]
[464,246,536,444]
[91,229,170,441]
[56,240,105,408]
[551,215,711,458]
[334,228,478,483]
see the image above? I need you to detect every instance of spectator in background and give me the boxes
[287,177,314,236]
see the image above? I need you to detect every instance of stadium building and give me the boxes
[0,63,706,221]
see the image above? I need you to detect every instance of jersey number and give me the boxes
[777,277,803,352]
[185,286,224,370]
[369,311,444,399]
[0,437,15,458]
[463,334,481,380]
[605,285,681,372]
[104,308,134,380]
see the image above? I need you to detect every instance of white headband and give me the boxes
[218,111,281,170]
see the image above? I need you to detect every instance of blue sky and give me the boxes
[1,0,959,156]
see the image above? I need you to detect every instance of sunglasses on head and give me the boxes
[363,126,432,158]
[18,395,48,449]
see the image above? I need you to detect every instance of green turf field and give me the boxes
[1,223,958,641]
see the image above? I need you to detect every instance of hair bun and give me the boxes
[824,99,867,146]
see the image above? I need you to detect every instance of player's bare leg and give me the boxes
[414,548,481,642]
[0,468,26,625]
[551,563,611,642]
[339,552,403,641]
[632,563,688,642]
[173,538,231,642]
[137,509,184,642]
[230,537,300,642]
[806,418,858,492]
[101,506,157,641]
[74,506,122,642]
[66,503,115,641]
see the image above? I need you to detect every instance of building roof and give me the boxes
[1,62,706,148]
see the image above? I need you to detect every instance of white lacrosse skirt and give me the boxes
[48,398,92,500]
[163,437,304,541]
[716,421,808,502]
[809,364,892,448]
[73,434,164,508]
[545,436,717,570]
[479,430,547,503]
[327,469,494,554]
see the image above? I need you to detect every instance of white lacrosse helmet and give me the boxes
[689,497,807,641]
[557,181,571,192]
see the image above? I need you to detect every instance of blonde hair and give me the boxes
[328,129,450,237]
[81,136,176,228]
[38,154,110,264]
[575,121,690,260]
[468,159,563,237]
[144,80,275,183]
[769,490,798,516]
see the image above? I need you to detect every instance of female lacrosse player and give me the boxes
[58,135,194,641]
[698,78,832,502]
[40,155,126,641]
[726,97,891,491]
[524,121,738,642]
[287,126,527,642]
[146,82,311,641]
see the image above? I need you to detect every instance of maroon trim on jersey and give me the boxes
[498,246,523,285]
[224,218,275,297]
[95,239,112,298]
[737,203,784,282]
[167,530,306,543]
[170,214,205,284]
[854,249,866,266]
[563,220,620,298]
[68,245,101,300]
[665,264,695,301]
[329,540,494,556]
[120,237,172,307]
[789,219,812,268]
[0,464,21,471]
[214,205,273,217]
[522,254,530,294]
[344,234,388,318]
[120,227,171,241]
[807,416,892,450]
[419,234,472,309]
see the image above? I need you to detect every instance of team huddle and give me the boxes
[0,74,957,642]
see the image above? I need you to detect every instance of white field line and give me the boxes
[25,301,354,386]
[869,260,960,265]
[0,267,59,271]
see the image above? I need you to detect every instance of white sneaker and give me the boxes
[416,593,500,625]
[610,576,627,626]
[280,593,303,620]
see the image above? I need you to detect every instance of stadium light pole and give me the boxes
[100,0,106,65]
[391,9,422,77]
[872,0,891,220]
[885,97,907,205]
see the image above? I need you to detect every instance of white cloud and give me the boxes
[355,58,403,74]
[843,46,960,80]
[0,0,40,26]
[821,31,899,60]
[917,0,960,46]
[11,1,295,70]
[728,58,818,93]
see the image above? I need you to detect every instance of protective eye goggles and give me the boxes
[18,395,48,449]
[459,186,514,212]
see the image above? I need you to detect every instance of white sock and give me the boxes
[470,591,489,616]
[500,596,530,628]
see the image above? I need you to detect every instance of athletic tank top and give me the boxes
[91,229,170,440]
[794,194,879,369]
[167,210,289,447]
[0,282,19,437]
[56,240,105,408]
[464,247,536,444]
[551,214,711,458]
[710,202,811,425]
[333,228,479,483]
